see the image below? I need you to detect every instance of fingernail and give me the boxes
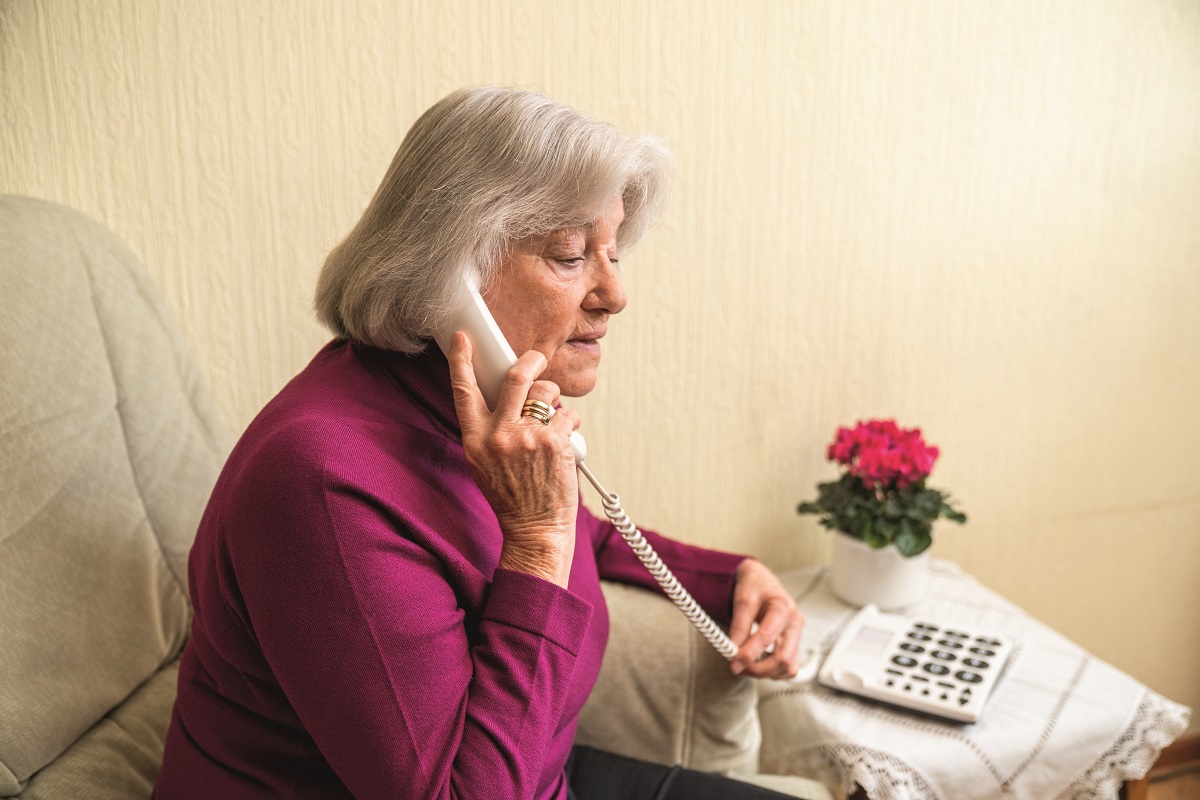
[731,662,744,675]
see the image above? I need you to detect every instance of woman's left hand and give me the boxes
[728,559,805,679]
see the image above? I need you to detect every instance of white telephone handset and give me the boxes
[435,272,737,660]
[432,273,587,462]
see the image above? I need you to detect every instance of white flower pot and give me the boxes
[830,531,930,610]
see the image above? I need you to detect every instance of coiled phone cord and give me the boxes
[577,462,739,660]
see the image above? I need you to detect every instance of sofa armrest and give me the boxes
[575,580,762,775]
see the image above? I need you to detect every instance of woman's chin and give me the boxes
[550,368,598,398]
[544,352,600,397]
[558,375,597,398]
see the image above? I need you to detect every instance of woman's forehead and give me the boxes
[517,198,624,247]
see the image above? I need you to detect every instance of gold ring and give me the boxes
[521,399,553,425]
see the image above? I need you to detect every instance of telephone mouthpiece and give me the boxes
[569,431,587,462]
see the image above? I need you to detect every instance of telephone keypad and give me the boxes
[874,622,1012,719]
[819,607,1015,723]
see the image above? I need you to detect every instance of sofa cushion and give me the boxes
[0,197,227,794]
[14,661,179,799]
[578,581,835,800]
[576,580,762,775]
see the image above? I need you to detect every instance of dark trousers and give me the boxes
[565,746,806,800]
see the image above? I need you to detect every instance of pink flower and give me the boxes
[826,419,941,491]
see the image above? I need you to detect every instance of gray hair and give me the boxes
[315,86,674,353]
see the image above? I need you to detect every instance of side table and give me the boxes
[757,561,1191,800]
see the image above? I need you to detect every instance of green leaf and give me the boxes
[863,525,888,549]
[882,497,904,519]
[894,519,932,557]
[942,507,967,524]
[917,490,942,512]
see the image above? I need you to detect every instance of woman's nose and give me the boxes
[584,256,627,315]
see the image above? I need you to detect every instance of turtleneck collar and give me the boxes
[363,341,462,439]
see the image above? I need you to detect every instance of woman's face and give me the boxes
[483,198,627,397]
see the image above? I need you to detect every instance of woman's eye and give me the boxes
[556,257,585,268]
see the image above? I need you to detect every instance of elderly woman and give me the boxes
[155,87,806,800]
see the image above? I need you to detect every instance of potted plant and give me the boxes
[797,419,966,609]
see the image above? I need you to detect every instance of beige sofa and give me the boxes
[0,196,830,799]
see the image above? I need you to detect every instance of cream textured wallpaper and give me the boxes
[3,1,1198,728]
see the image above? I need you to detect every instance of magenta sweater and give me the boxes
[154,341,746,800]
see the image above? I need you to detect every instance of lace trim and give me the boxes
[1056,691,1192,799]
[823,744,936,800]
[761,743,935,800]
[760,676,1191,798]
[760,653,1082,792]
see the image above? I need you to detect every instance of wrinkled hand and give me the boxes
[728,559,805,679]
[448,332,581,587]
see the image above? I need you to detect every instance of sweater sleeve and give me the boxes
[223,457,592,800]
[581,503,748,627]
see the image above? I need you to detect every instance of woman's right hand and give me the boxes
[448,331,581,587]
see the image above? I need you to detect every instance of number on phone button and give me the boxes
[892,655,918,668]
[956,670,984,683]
[923,663,951,676]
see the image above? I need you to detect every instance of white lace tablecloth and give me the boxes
[757,562,1191,800]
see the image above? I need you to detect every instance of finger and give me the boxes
[753,597,792,648]
[447,332,490,440]
[732,598,791,674]
[545,407,581,454]
[524,379,562,409]
[554,407,581,432]
[728,585,760,649]
[729,605,751,648]
[728,559,765,647]
[493,350,548,421]
[773,612,806,678]
[747,610,804,679]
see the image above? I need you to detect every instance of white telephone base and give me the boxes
[816,604,1015,724]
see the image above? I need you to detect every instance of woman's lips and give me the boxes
[568,338,601,355]
[567,331,604,354]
